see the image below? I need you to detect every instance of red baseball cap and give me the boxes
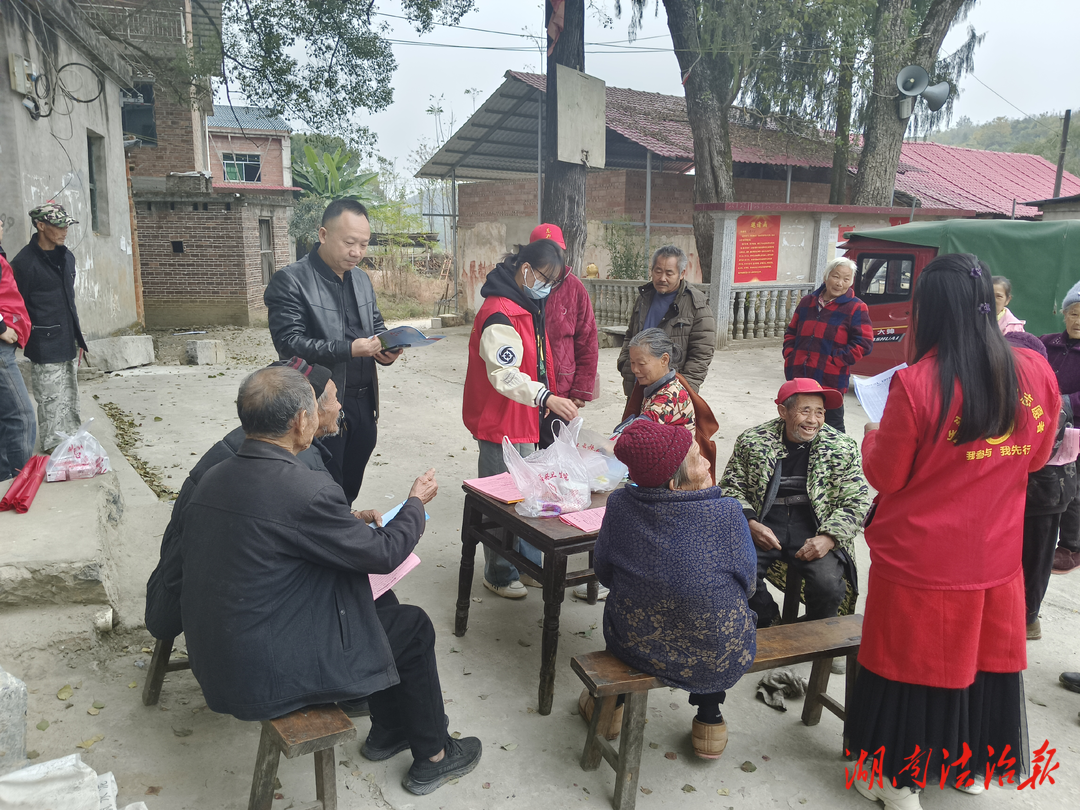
[775,379,844,410]
[529,223,566,249]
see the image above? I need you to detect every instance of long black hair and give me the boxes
[912,253,1018,444]
[502,239,565,283]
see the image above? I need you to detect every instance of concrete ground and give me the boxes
[1,324,1079,809]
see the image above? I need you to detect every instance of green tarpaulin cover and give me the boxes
[846,219,1080,338]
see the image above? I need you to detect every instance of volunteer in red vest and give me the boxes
[848,254,1059,806]
[528,223,598,418]
[0,220,35,480]
[462,239,579,599]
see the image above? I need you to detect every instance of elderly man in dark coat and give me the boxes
[145,358,352,643]
[180,366,482,796]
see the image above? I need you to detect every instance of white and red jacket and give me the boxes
[463,262,557,445]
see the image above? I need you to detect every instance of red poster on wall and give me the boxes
[734,215,780,282]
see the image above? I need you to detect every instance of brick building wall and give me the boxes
[127,91,201,178]
[732,178,830,205]
[135,193,291,326]
[207,132,288,185]
[458,168,830,229]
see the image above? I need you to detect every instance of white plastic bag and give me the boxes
[573,425,627,491]
[46,419,111,482]
[502,421,592,517]
[0,754,99,810]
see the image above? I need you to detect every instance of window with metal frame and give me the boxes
[855,254,915,305]
[86,132,109,234]
[121,83,157,147]
[259,219,274,284]
[222,153,262,182]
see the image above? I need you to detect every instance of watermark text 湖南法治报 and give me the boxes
[845,740,1059,791]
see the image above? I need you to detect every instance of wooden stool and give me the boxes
[571,614,863,810]
[142,636,192,706]
[249,704,357,810]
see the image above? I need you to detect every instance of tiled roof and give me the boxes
[508,71,836,168]
[419,71,1080,217]
[893,142,1080,218]
[208,105,290,132]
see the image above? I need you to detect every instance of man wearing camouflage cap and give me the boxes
[11,202,87,452]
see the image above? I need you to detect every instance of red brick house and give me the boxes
[130,104,296,327]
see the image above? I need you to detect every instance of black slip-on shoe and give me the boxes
[360,725,410,761]
[401,735,482,795]
[338,698,370,718]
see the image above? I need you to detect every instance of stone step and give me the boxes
[84,336,156,373]
[0,472,123,610]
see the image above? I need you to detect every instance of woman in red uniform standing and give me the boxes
[462,239,579,599]
[848,254,1059,809]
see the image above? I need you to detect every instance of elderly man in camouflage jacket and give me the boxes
[720,379,871,628]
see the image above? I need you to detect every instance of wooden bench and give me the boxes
[570,614,863,810]
[249,704,358,810]
[142,636,192,706]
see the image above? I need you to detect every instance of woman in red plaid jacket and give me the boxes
[782,257,873,433]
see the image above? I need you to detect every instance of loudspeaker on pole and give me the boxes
[921,82,952,112]
[896,66,930,97]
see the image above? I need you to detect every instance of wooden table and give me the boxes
[455,482,613,715]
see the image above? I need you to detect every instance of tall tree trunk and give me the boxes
[829,36,857,205]
[852,0,911,206]
[662,0,737,284]
[853,0,972,206]
[542,1,587,272]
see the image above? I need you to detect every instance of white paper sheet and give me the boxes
[851,364,907,423]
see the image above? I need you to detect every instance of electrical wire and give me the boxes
[55,63,106,104]
[368,9,672,47]
[966,73,1061,134]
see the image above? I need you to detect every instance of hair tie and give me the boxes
[978,302,992,315]
[970,266,982,278]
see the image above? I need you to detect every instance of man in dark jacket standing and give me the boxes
[11,203,87,452]
[617,245,715,397]
[181,366,482,795]
[265,199,400,505]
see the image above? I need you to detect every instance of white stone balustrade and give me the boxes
[582,279,812,345]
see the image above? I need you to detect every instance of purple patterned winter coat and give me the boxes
[594,485,757,693]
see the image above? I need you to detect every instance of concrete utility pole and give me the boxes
[1053,109,1072,199]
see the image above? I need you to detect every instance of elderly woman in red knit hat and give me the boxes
[578,419,757,760]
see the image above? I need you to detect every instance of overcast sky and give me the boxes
[341,0,1079,172]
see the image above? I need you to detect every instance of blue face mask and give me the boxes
[522,267,553,299]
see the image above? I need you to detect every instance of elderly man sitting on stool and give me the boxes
[180,365,482,795]
[720,379,871,629]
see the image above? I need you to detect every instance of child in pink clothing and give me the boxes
[993,275,1026,334]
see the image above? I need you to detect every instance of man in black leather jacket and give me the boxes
[10,203,87,452]
[265,199,401,503]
